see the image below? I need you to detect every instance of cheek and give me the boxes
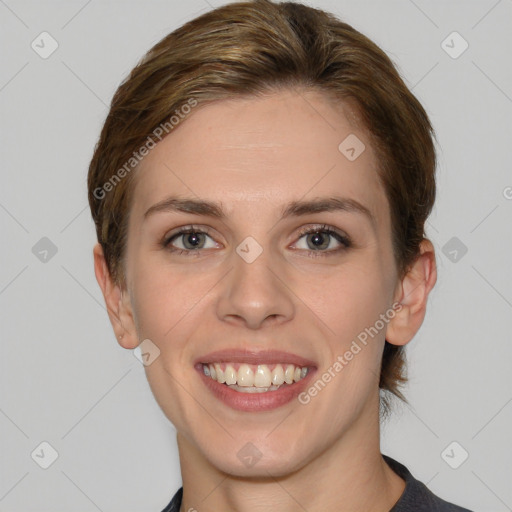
[128,255,198,339]
[299,261,392,338]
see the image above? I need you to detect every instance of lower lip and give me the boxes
[195,364,316,412]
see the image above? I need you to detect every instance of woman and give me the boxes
[87,1,473,510]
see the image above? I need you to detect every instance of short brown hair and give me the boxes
[87,0,437,417]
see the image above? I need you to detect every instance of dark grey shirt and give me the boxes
[161,454,474,511]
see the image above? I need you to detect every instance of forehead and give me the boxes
[130,88,389,226]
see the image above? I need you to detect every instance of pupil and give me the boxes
[308,232,328,250]
[184,233,203,249]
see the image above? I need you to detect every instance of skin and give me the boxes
[94,88,437,512]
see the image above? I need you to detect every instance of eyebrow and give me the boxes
[143,195,375,227]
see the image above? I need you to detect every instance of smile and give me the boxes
[194,349,317,412]
[202,362,310,392]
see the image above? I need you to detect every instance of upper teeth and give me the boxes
[202,363,309,387]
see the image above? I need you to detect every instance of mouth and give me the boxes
[194,349,317,412]
[199,362,310,392]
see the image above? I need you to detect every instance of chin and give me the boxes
[199,438,313,478]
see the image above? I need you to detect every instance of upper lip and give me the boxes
[195,349,317,368]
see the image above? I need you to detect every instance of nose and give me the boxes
[215,243,295,330]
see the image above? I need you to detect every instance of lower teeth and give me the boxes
[225,383,285,393]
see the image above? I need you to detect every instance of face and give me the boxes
[117,88,404,476]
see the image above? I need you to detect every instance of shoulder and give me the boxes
[160,486,182,512]
[384,454,474,512]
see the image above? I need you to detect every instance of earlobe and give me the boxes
[386,239,437,347]
[93,243,139,349]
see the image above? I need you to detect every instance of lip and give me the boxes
[194,348,317,368]
[194,349,318,412]
[196,365,317,412]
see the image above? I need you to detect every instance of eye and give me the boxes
[293,224,351,257]
[162,224,351,258]
[163,226,218,255]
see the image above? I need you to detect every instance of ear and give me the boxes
[386,239,437,346]
[93,243,139,349]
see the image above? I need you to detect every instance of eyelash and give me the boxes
[296,224,352,257]
[162,224,352,258]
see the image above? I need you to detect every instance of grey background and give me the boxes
[1,0,511,510]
